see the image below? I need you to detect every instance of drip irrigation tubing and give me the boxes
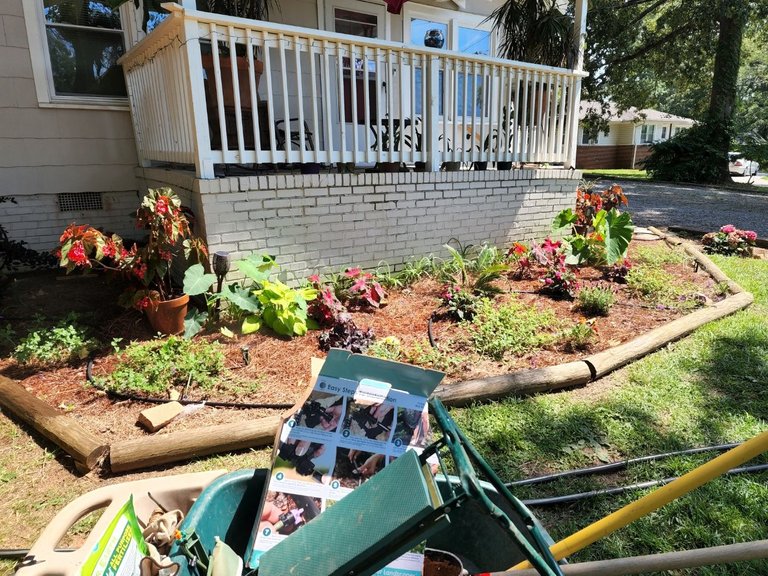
[507,442,742,487]
[85,359,294,410]
[427,315,437,348]
[521,463,768,507]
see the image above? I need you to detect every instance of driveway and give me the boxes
[604,179,768,238]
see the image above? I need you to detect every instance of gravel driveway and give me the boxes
[601,180,768,238]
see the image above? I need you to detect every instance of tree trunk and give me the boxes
[707,2,748,182]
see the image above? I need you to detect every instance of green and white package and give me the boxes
[81,496,149,576]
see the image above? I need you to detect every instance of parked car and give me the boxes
[728,152,760,176]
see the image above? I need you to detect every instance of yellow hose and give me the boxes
[511,429,768,571]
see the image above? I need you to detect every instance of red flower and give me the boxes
[156,196,170,215]
[344,267,362,278]
[159,249,172,261]
[137,296,152,310]
[67,241,88,266]
[511,242,527,255]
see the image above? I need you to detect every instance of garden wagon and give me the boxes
[15,399,768,576]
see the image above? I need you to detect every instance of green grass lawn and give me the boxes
[582,169,650,181]
[452,255,768,574]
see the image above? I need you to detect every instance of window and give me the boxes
[640,124,655,143]
[661,126,667,139]
[581,130,596,145]
[23,1,133,107]
[405,6,493,118]
[43,1,126,97]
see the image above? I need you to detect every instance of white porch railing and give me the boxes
[120,3,586,178]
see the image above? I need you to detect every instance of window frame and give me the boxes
[23,0,129,110]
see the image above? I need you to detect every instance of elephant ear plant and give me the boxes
[552,183,634,267]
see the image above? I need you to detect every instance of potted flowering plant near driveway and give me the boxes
[57,188,208,334]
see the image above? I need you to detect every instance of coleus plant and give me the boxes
[535,238,579,299]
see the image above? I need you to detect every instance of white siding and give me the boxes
[0,0,140,251]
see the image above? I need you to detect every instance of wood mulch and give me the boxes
[0,239,721,447]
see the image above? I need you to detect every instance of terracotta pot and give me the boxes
[145,294,189,335]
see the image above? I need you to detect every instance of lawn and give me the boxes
[582,169,650,181]
[452,254,768,573]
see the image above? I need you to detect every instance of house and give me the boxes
[2,0,589,277]
[576,101,695,170]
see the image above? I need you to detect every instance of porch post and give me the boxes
[566,0,588,169]
[425,56,441,172]
[179,5,216,178]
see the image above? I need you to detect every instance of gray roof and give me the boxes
[579,101,695,125]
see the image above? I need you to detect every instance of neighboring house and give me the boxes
[576,101,695,170]
[2,0,589,277]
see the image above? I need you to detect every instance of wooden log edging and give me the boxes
[109,415,282,473]
[434,235,754,407]
[0,375,108,471]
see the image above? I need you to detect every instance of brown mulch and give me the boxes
[0,239,722,446]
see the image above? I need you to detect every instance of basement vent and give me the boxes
[58,192,103,212]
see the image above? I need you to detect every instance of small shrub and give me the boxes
[396,256,438,286]
[643,122,723,183]
[602,258,633,283]
[577,285,615,316]
[318,319,375,353]
[535,239,579,299]
[367,336,402,361]
[307,282,348,328]
[439,284,479,321]
[329,267,387,309]
[507,242,534,279]
[401,341,467,375]
[702,225,757,257]
[13,314,99,365]
[468,298,557,360]
[95,336,225,395]
[562,321,596,352]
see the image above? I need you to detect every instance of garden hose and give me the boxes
[521,463,768,507]
[507,442,741,487]
[85,358,293,410]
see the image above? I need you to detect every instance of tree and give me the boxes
[584,0,765,183]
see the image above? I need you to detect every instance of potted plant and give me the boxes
[57,188,208,335]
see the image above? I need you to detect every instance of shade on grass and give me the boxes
[452,255,768,573]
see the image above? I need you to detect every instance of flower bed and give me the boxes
[0,184,746,452]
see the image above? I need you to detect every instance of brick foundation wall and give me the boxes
[2,191,140,252]
[136,168,580,279]
[576,145,653,170]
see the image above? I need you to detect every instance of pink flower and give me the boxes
[102,240,116,258]
[742,230,757,242]
[308,274,321,284]
[720,224,736,234]
[351,278,367,292]
[344,267,362,278]
[541,237,561,255]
